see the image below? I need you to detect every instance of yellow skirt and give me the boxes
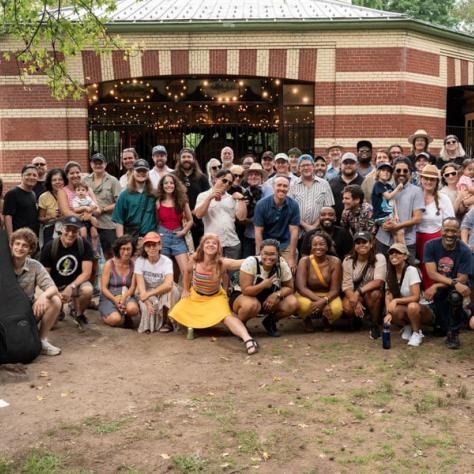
[296,292,343,323]
[169,287,232,329]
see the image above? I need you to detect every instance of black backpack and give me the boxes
[0,230,41,364]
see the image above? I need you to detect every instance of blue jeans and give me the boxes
[158,226,188,257]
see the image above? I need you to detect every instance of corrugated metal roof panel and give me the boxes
[63,0,405,22]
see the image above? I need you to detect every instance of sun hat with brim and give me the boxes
[353,231,371,242]
[142,232,161,244]
[326,142,344,152]
[419,164,440,179]
[388,243,409,255]
[408,129,433,145]
[244,163,268,180]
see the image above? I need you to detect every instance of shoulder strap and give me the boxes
[353,262,371,290]
[254,256,261,276]
[309,255,329,288]
[77,236,84,258]
[52,237,60,261]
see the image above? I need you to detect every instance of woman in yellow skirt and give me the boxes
[169,234,258,354]
[296,231,343,331]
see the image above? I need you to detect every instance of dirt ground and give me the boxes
[1,308,473,474]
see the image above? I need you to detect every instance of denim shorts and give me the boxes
[159,226,188,256]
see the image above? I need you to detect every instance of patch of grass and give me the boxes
[319,395,340,404]
[346,405,366,420]
[21,452,63,474]
[171,454,208,473]
[0,455,14,474]
[351,388,369,400]
[343,443,395,465]
[83,416,128,434]
[414,392,439,414]
[395,352,419,369]
[322,428,336,435]
[457,384,469,399]
[435,375,445,387]
[59,422,83,435]
[412,432,454,450]
[235,429,262,454]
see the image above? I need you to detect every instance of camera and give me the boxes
[243,186,263,218]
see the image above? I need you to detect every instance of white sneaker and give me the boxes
[400,325,413,341]
[407,330,424,347]
[41,339,61,356]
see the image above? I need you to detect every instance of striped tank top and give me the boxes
[192,269,221,296]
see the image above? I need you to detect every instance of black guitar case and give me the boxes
[0,229,41,364]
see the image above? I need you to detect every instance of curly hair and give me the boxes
[309,231,336,257]
[157,173,189,214]
[10,227,38,255]
[112,235,136,258]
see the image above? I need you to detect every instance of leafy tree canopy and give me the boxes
[0,1,125,100]
[353,0,458,28]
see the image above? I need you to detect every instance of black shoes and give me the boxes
[445,331,460,350]
[369,324,381,340]
[262,315,280,337]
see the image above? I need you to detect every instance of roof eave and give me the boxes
[104,18,474,47]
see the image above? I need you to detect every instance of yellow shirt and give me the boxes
[38,191,58,220]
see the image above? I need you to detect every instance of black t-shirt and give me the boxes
[40,238,94,287]
[174,171,210,209]
[329,174,364,224]
[33,181,46,199]
[2,186,39,235]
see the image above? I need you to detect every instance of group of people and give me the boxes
[2,129,474,358]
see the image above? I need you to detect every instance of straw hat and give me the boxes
[408,129,433,145]
[419,164,440,179]
[326,142,344,152]
[244,162,268,180]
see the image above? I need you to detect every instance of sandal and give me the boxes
[262,315,280,337]
[244,338,259,355]
[303,317,315,333]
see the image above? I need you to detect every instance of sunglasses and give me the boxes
[33,163,46,167]
[443,171,457,178]
[446,140,457,145]
[211,166,221,170]
[388,250,404,256]
[221,178,231,185]
[354,239,369,245]
[233,174,243,179]
[395,168,409,174]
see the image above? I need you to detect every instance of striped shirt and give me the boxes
[192,269,221,295]
[288,176,335,226]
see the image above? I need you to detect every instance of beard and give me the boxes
[320,220,334,231]
[358,156,372,165]
[181,161,193,170]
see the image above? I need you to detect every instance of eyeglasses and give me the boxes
[211,166,221,171]
[221,178,231,185]
[446,140,457,145]
[233,174,243,179]
[443,171,457,178]
[262,157,273,161]
[395,168,409,174]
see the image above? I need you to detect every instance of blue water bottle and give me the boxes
[382,323,391,349]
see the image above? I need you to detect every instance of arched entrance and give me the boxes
[88,75,314,171]
[446,86,474,157]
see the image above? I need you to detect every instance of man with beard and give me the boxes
[341,184,375,236]
[119,148,138,189]
[31,156,47,199]
[314,155,328,179]
[221,146,234,170]
[173,147,210,246]
[149,145,173,191]
[301,207,352,260]
[325,142,344,181]
[329,152,363,224]
[262,153,299,197]
[375,157,424,259]
[424,217,473,349]
[357,140,374,178]
[288,154,334,239]
[260,150,275,178]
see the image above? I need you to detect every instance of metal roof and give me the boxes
[69,0,406,22]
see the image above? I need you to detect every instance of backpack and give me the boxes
[0,230,41,364]
[51,236,84,261]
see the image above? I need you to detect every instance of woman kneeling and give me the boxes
[170,234,258,354]
[383,243,433,347]
[99,235,140,328]
[232,239,299,338]
[296,232,343,332]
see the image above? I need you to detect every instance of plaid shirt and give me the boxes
[15,257,56,301]
[341,202,375,236]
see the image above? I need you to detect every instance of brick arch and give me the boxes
[81,48,318,85]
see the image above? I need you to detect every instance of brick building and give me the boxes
[1,0,474,184]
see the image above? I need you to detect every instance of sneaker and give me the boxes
[401,325,413,341]
[262,315,280,337]
[445,331,460,350]
[41,339,61,356]
[369,324,380,340]
[407,330,424,347]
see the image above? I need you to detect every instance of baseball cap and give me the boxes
[298,154,314,166]
[142,232,161,244]
[377,162,393,171]
[62,215,82,228]
[275,152,289,162]
[133,159,150,171]
[152,145,167,155]
[353,231,371,242]
[90,152,105,162]
[341,152,358,163]
[388,243,409,255]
